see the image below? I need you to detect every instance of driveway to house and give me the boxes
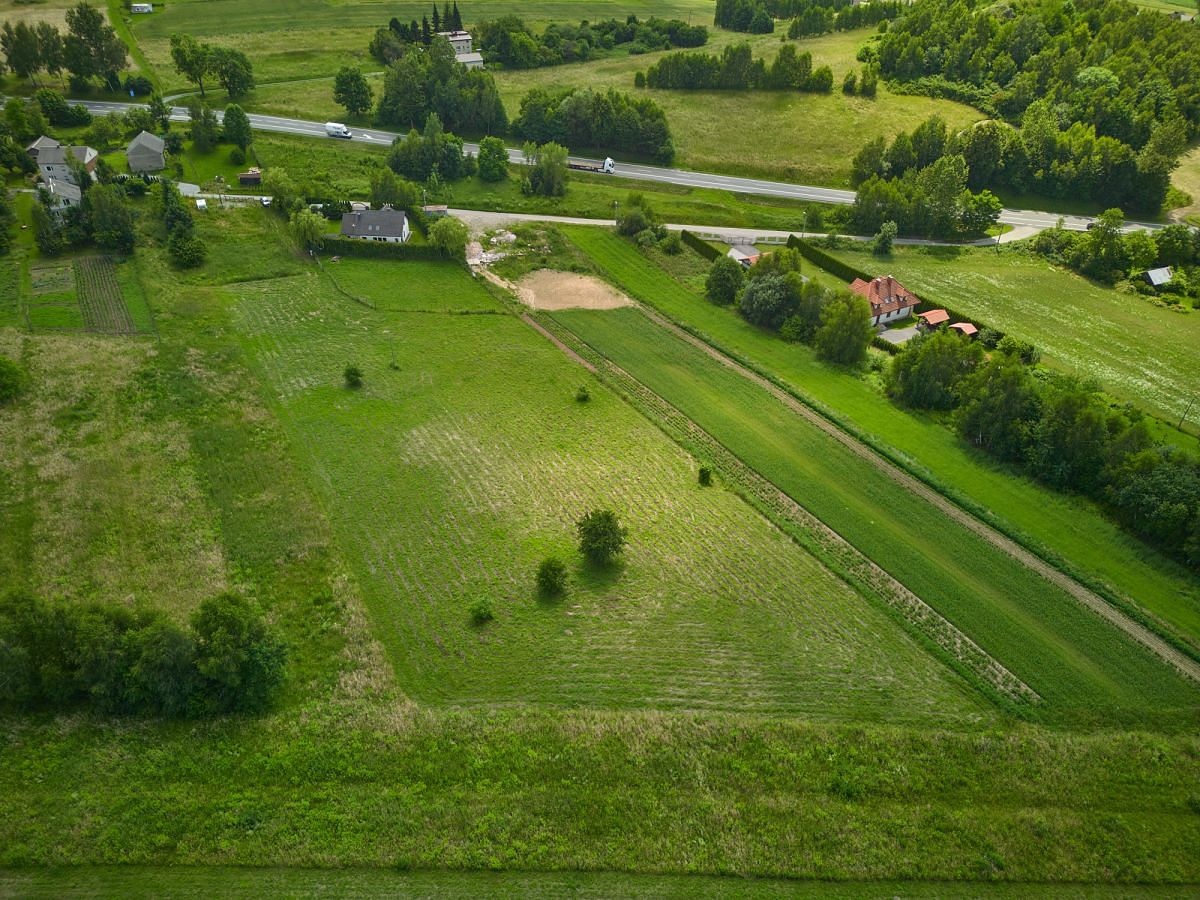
[878,325,920,346]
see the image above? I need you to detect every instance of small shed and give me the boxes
[238,167,263,186]
[727,244,761,267]
[949,322,978,337]
[131,3,153,12]
[1143,266,1173,287]
[195,198,208,211]
[422,204,449,218]
[917,309,950,330]
[127,130,165,173]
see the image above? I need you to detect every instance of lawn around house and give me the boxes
[823,242,1200,429]
[561,228,1200,648]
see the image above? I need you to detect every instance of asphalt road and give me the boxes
[78,99,1163,233]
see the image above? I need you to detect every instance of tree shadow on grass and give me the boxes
[575,557,626,592]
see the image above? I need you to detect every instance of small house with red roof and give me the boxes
[949,322,978,338]
[849,275,922,327]
[916,308,949,331]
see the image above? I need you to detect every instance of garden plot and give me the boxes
[74,257,137,335]
[26,263,83,332]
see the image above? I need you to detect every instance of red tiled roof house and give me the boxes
[849,275,922,327]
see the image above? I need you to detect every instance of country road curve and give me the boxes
[65,98,1173,236]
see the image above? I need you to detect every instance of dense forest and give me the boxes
[644,43,836,93]
[866,0,1200,211]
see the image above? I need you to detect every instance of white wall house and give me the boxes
[339,208,411,244]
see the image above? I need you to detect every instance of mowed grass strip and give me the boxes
[229,262,987,723]
[825,243,1200,427]
[564,228,1200,648]
[552,237,1200,727]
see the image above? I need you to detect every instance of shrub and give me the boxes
[659,231,683,255]
[698,466,713,486]
[168,231,207,268]
[469,598,494,625]
[0,356,25,405]
[577,509,627,565]
[344,365,364,389]
[634,71,646,88]
[815,294,874,366]
[536,557,568,597]
[190,593,288,714]
[229,147,247,166]
[575,385,590,402]
[705,255,744,305]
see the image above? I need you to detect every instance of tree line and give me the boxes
[715,0,776,34]
[704,248,876,365]
[476,14,706,70]
[0,592,287,716]
[643,43,835,93]
[885,328,1200,570]
[169,33,255,99]
[850,121,1004,239]
[513,87,674,163]
[869,0,1196,212]
[0,3,126,91]
[784,0,905,39]
[370,2,464,63]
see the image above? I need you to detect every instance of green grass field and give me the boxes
[230,258,985,721]
[823,243,1200,428]
[125,0,719,91]
[554,228,1200,728]
[560,229,1200,648]
[4,208,1200,886]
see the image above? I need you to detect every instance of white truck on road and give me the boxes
[325,122,352,139]
[568,157,615,174]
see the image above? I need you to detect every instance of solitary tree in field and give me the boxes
[576,509,627,565]
[211,46,254,99]
[536,557,567,597]
[333,66,373,118]
[343,365,364,389]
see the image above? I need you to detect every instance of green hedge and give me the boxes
[681,230,722,261]
[786,236,873,283]
[324,237,452,262]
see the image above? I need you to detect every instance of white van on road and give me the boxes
[325,122,352,139]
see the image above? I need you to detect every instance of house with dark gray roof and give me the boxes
[38,144,98,186]
[127,130,166,173]
[26,135,61,163]
[340,207,410,243]
[44,177,82,216]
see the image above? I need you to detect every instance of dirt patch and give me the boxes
[516,269,632,311]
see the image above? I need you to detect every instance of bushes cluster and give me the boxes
[34,181,137,257]
[1031,212,1200,296]
[159,180,206,268]
[514,87,674,163]
[387,113,475,182]
[0,592,287,716]
[885,332,1200,568]
[375,36,508,136]
[477,14,706,69]
[645,43,833,94]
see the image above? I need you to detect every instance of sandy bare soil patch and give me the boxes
[516,269,632,311]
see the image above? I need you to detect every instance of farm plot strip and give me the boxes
[543,304,1200,725]
[74,257,136,335]
[528,311,1039,707]
[636,301,1200,686]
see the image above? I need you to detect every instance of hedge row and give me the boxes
[871,335,902,355]
[323,237,452,261]
[786,236,873,283]
[681,229,722,261]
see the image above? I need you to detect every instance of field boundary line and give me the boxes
[525,308,1041,708]
[628,301,1200,686]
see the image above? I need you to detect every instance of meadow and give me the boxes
[553,231,1200,728]
[3,206,1200,887]
[824,243,1200,428]
[562,229,1200,648]
[126,0,720,91]
[231,257,984,721]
